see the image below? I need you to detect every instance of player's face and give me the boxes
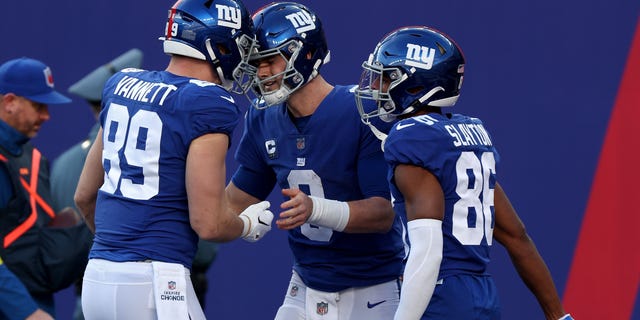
[371,74,392,94]
[1,94,50,138]
[254,54,287,92]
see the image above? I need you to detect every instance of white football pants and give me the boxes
[81,258,205,320]
[275,270,400,320]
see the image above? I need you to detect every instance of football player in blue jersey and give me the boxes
[73,0,274,319]
[225,2,406,319]
[355,26,573,320]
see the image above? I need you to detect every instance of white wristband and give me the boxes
[308,196,350,232]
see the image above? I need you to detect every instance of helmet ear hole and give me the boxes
[407,86,424,95]
[305,49,314,60]
[217,44,230,55]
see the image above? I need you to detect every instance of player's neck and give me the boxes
[166,55,220,84]
[286,75,333,118]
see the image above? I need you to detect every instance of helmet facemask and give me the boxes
[355,54,407,125]
[244,39,307,109]
[227,33,259,94]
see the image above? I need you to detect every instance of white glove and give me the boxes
[239,201,273,242]
[558,314,574,320]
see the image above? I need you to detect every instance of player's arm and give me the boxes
[187,133,272,242]
[492,183,569,320]
[74,127,105,233]
[278,150,394,233]
[0,260,53,320]
[342,195,393,233]
[187,133,243,242]
[225,181,261,215]
[277,189,392,233]
[345,147,397,233]
[392,164,444,320]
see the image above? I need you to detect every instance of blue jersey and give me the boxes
[384,113,500,278]
[89,69,240,269]
[232,85,405,292]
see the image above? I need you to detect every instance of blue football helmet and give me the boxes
[160,0,256,93]
[247,2,331,108]
[355,26,465,128]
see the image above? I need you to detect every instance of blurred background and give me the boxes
[2,0,638,319]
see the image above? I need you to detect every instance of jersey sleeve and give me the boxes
[357,150,391,200]
[384,124,447,177]
[232,108,276,195]
[356,105,390,199]
[0,264,39,320]
[231,164,276,200]
[182,87,241,143]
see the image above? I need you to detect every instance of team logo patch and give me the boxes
[285,10,315,34]
[168,281,176,290]
[405,43,436,70]
[316,301,328,315]
[289,285,298,297]
[215,4,241,29]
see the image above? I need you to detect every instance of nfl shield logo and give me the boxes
[168,281,176,290]
[296,137,305,150]
[316,301,328,315]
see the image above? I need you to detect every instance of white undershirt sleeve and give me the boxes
[393,218,443,320]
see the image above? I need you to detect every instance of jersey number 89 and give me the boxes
[100,103,162,200]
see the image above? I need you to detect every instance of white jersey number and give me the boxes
[100,103,162,200]
[452,151,495,245]
[287,169,333,242]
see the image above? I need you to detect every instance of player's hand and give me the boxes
[239,201,273,242]
[277,188,313,230]
[48,206,81,228]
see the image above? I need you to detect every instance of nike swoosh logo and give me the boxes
[395,122,415,130]
[367,300,386,308]
[257,216,269,226]
[221,95,235,103]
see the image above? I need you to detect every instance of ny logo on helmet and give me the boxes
[216,4,241,29]
[285,11,315,34]
[405,43,435,70]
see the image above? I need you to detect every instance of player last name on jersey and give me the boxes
[113,75,178,106]
[445,123,493,147]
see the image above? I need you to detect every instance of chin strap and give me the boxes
[366,122,388,151]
